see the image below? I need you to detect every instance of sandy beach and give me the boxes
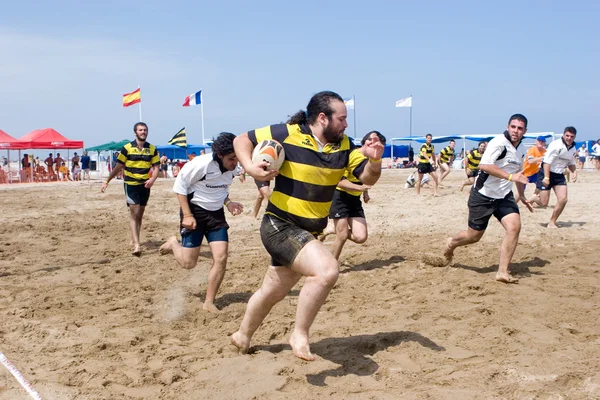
[1,169,599,399]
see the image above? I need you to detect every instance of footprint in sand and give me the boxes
[421,254,451,268]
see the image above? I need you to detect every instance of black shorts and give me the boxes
[254,178,270,189]
[417,163,434,174]
[160,164,168,171]
[260,214,316,267]
[468,190,519,231]
[466,169,479,178]
[536,171,566,191]
[124,184,150,206]
[329,190,365,219]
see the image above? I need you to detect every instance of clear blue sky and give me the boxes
[1,0,598,148]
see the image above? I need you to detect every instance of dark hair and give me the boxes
[449,140,455,144]
[478,141,487,147]
[211,132,236,156]
[133,122,148,132]
[287,90,344,125]
[564,126,577,135]
[361,130,386,146]
[425,133,432,138]
[508,114,528,128]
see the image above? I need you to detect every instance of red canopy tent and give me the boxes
[19,128,84,149]
[0,129,27,149]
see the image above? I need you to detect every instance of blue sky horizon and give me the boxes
[1,1,598,148]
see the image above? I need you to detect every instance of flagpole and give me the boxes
[200,92,205,145]
[138,86,143,121]
[353,95,357,138]
[409,95,412,138]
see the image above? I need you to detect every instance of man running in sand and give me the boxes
[320,131,384,260]
[416,133,439,196]
[159,133,243,313]
[442,114,534,283]
[529,127,578,228]
[230,91,384,361]
[437,139,455,184]
[101,122,160,256]
[460,141,487,191]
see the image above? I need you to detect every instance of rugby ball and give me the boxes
[252,139,285,171]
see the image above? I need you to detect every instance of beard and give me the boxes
[135,133,147,141]
[322,123,344,144]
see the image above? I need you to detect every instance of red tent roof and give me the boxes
[19,128,84,149]
[0,129,28,149]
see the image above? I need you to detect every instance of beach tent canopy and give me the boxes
[19,128,83,149]
[156,144,209,160]
[86,139,131,152]
[0,129,28,149]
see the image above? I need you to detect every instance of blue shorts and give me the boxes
[181,227,228,248]
[527,173,538,183]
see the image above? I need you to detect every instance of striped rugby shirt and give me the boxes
[466,149,483,171]
[418,143,434,164]
[439,146,455,163]
[117,140,160,185]
[248,123,367,233]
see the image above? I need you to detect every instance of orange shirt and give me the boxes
[523,146,546,177]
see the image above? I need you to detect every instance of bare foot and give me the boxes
[289,331,315,361]
[547,222,558,229]
[203,302,220,313]
[231,331,250,354]
[442,237,454,266]
[159,236,177,255]
[132,245,142,257]
[496,272,519,283]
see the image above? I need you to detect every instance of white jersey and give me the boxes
[474,132,526,199]
[172,153,234,211]
[543,138,576,174]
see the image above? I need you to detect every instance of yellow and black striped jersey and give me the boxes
[466,149,483,171]
[439,146,455,163]
[117,140,160,185]
[248,124,368,233]
[418,143,434,164]
[336,152,368,197]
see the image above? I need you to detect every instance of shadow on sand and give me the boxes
[454,257,550,278]
[340,255,405,274]
[253,330,444,386]
[537,221,586,228]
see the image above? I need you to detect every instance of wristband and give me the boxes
[224,200,231,207]
[369,158,382,163]
[507,174,512,181]
[183,214,193,218]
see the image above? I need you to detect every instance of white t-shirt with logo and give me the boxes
[474,133,526,199]
[173,153,234,211]
[543,139,576,174]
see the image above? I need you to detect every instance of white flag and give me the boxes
[344,96,354,109]
[396,96,412,108]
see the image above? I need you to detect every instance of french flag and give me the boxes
[182,90,202,107]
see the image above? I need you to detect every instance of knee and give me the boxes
[213,252,228,267]
[335,225,350,239]
[506,223,521,236]
[181,259,198,270]
[558,197,568,207]
[316,261,339,288]
[353,232,368,244]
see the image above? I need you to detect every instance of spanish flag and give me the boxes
[123,88,141,107]
[168,127,187,147]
